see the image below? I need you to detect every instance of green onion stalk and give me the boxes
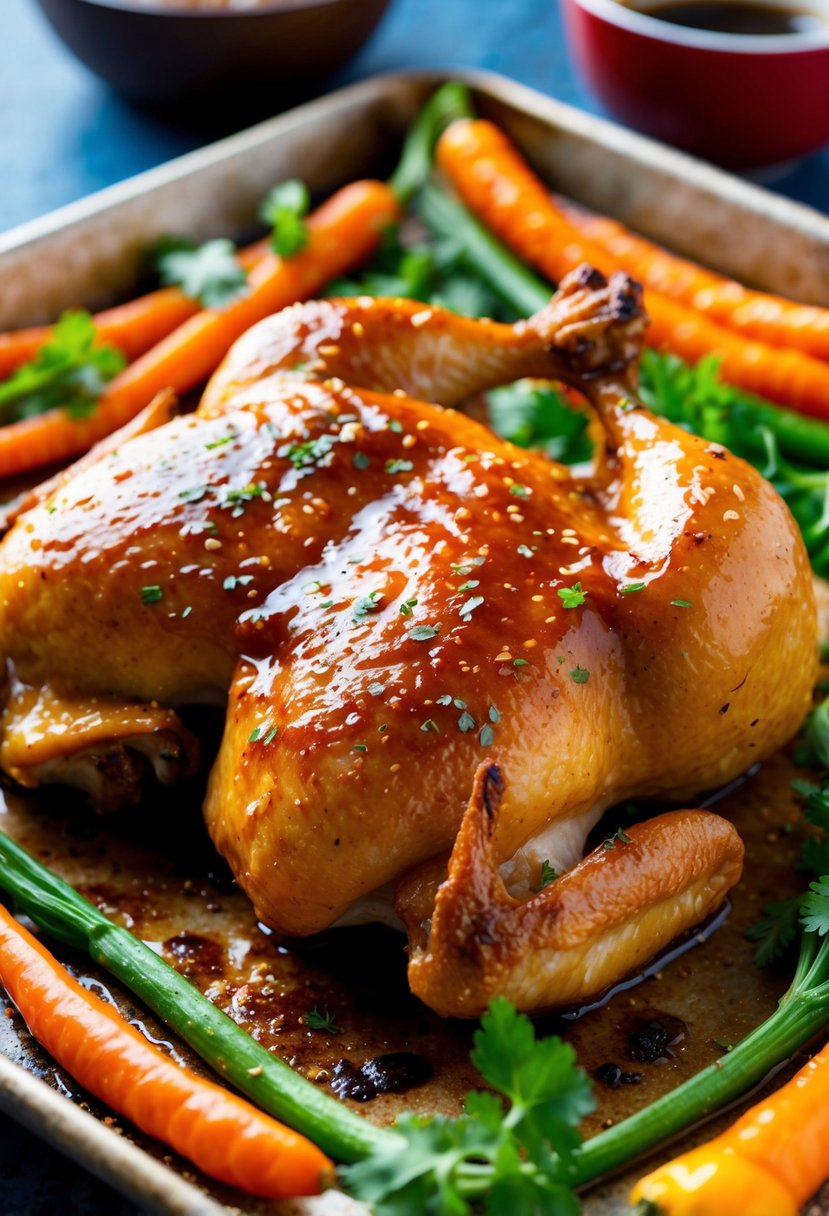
[0,829,396,1163]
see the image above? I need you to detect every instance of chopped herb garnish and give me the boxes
[320,600,333,610]
[223,574,254,591]
[488,705,500,724]
[436,694,452,706]
[259,179,311,258]
[621,582,646,595]
[531,860,558,893]
[205,434,234,451]
[221,483,266,517]
[140,585,163,605]
[570,665,590,684]
[459,595,484,618]
[248,726,262,742]
[352,451,371,470]
[179,484,207,503]
[457,579,480,592]
[352,591,384,624]
[388,419,403,433]
[385,459,414,474]
[602,827,633,850]
[479,724,495,747]
[303,1006,341,1035]
[408,624,439,641]
[513,657,529,667]
[399,596,418,617]
[262,726,278,745]
[279,434,337,471]
[558,582,586,609]
[421,718,440,733]
[671,598,694,609]
[354,744,368,754]
[458,710,476,733]
[509,483,529,498]
[517,544,534,558]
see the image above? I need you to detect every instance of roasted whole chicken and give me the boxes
[0,267,816,1016]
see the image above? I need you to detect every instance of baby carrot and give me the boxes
[0,903,332,1200]
[560,200,829,363]
[0,180,398,478]
[0,237,271,382]
[630,1042,829,1215]
[437,118,829,421]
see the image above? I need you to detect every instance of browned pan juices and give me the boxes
[0,742,823,1212]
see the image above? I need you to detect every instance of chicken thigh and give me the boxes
[0,268,816,1015]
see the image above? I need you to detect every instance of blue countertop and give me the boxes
[1,0,827,1212]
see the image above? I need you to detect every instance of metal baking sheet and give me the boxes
[1,68,828,1216]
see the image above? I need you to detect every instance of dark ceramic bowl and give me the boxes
[35,0,391,104]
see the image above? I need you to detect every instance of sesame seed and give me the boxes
[318,344,340,356]
[204,537,222,551]
[411,309,433,327]
[507,504,521,515]
[733,484,745,502]
[495,651,512,661]
[416,420,429,431]
[523,639,538,649]
[352,321,365,337]
[402,434,416,449]
[531,594,543,602]
[390,763,401,773]
[723,509,740,521]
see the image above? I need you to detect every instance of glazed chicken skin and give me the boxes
[0,267,816,1017]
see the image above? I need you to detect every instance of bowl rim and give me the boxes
[566,0,829,53]
[65,0,368,18]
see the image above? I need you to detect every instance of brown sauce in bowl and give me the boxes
[641,0,828,34]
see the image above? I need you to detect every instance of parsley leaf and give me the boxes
[747,895,803,965]
[801,879,829,936]
[259,179,311,257]
[569,666,590,685]
[408,624,439,642]
[531,860,558,893]
[304,1007,341,1035]
[557,583,586,609]
[0,310,126,422]
[342,997,592,1214]
[152,236,248,309]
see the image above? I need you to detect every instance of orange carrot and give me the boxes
[437,118,829,421]
[0,902,332,1199]
[560,199,829,362]
[630,1039,829,1215]
[0,181,398,478]
[0,237,271,381]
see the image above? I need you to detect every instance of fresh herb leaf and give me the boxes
[671,598,693,609]
[152,236,248,309]
[385,459,413,475]
[342,997,592,1213]
[531,860,558,893]
[569,666,589,685]
[408,624,439,641]
[458,710,476,733]
[801,878,829,936]
[558,583,586,609]
[259,180,311,257]
[747,895,803,965]
[0,310,126,423]
[304,1007,341,1035]
[140,585,163,605]
[279,433,337,470]
[602,827,632,851]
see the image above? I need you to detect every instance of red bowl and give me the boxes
[561,0,829,169]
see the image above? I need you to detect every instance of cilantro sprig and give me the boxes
[259,179,311,257]
[0,311,125,422]
[342,997,593,1214]
[152,236,248,309]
